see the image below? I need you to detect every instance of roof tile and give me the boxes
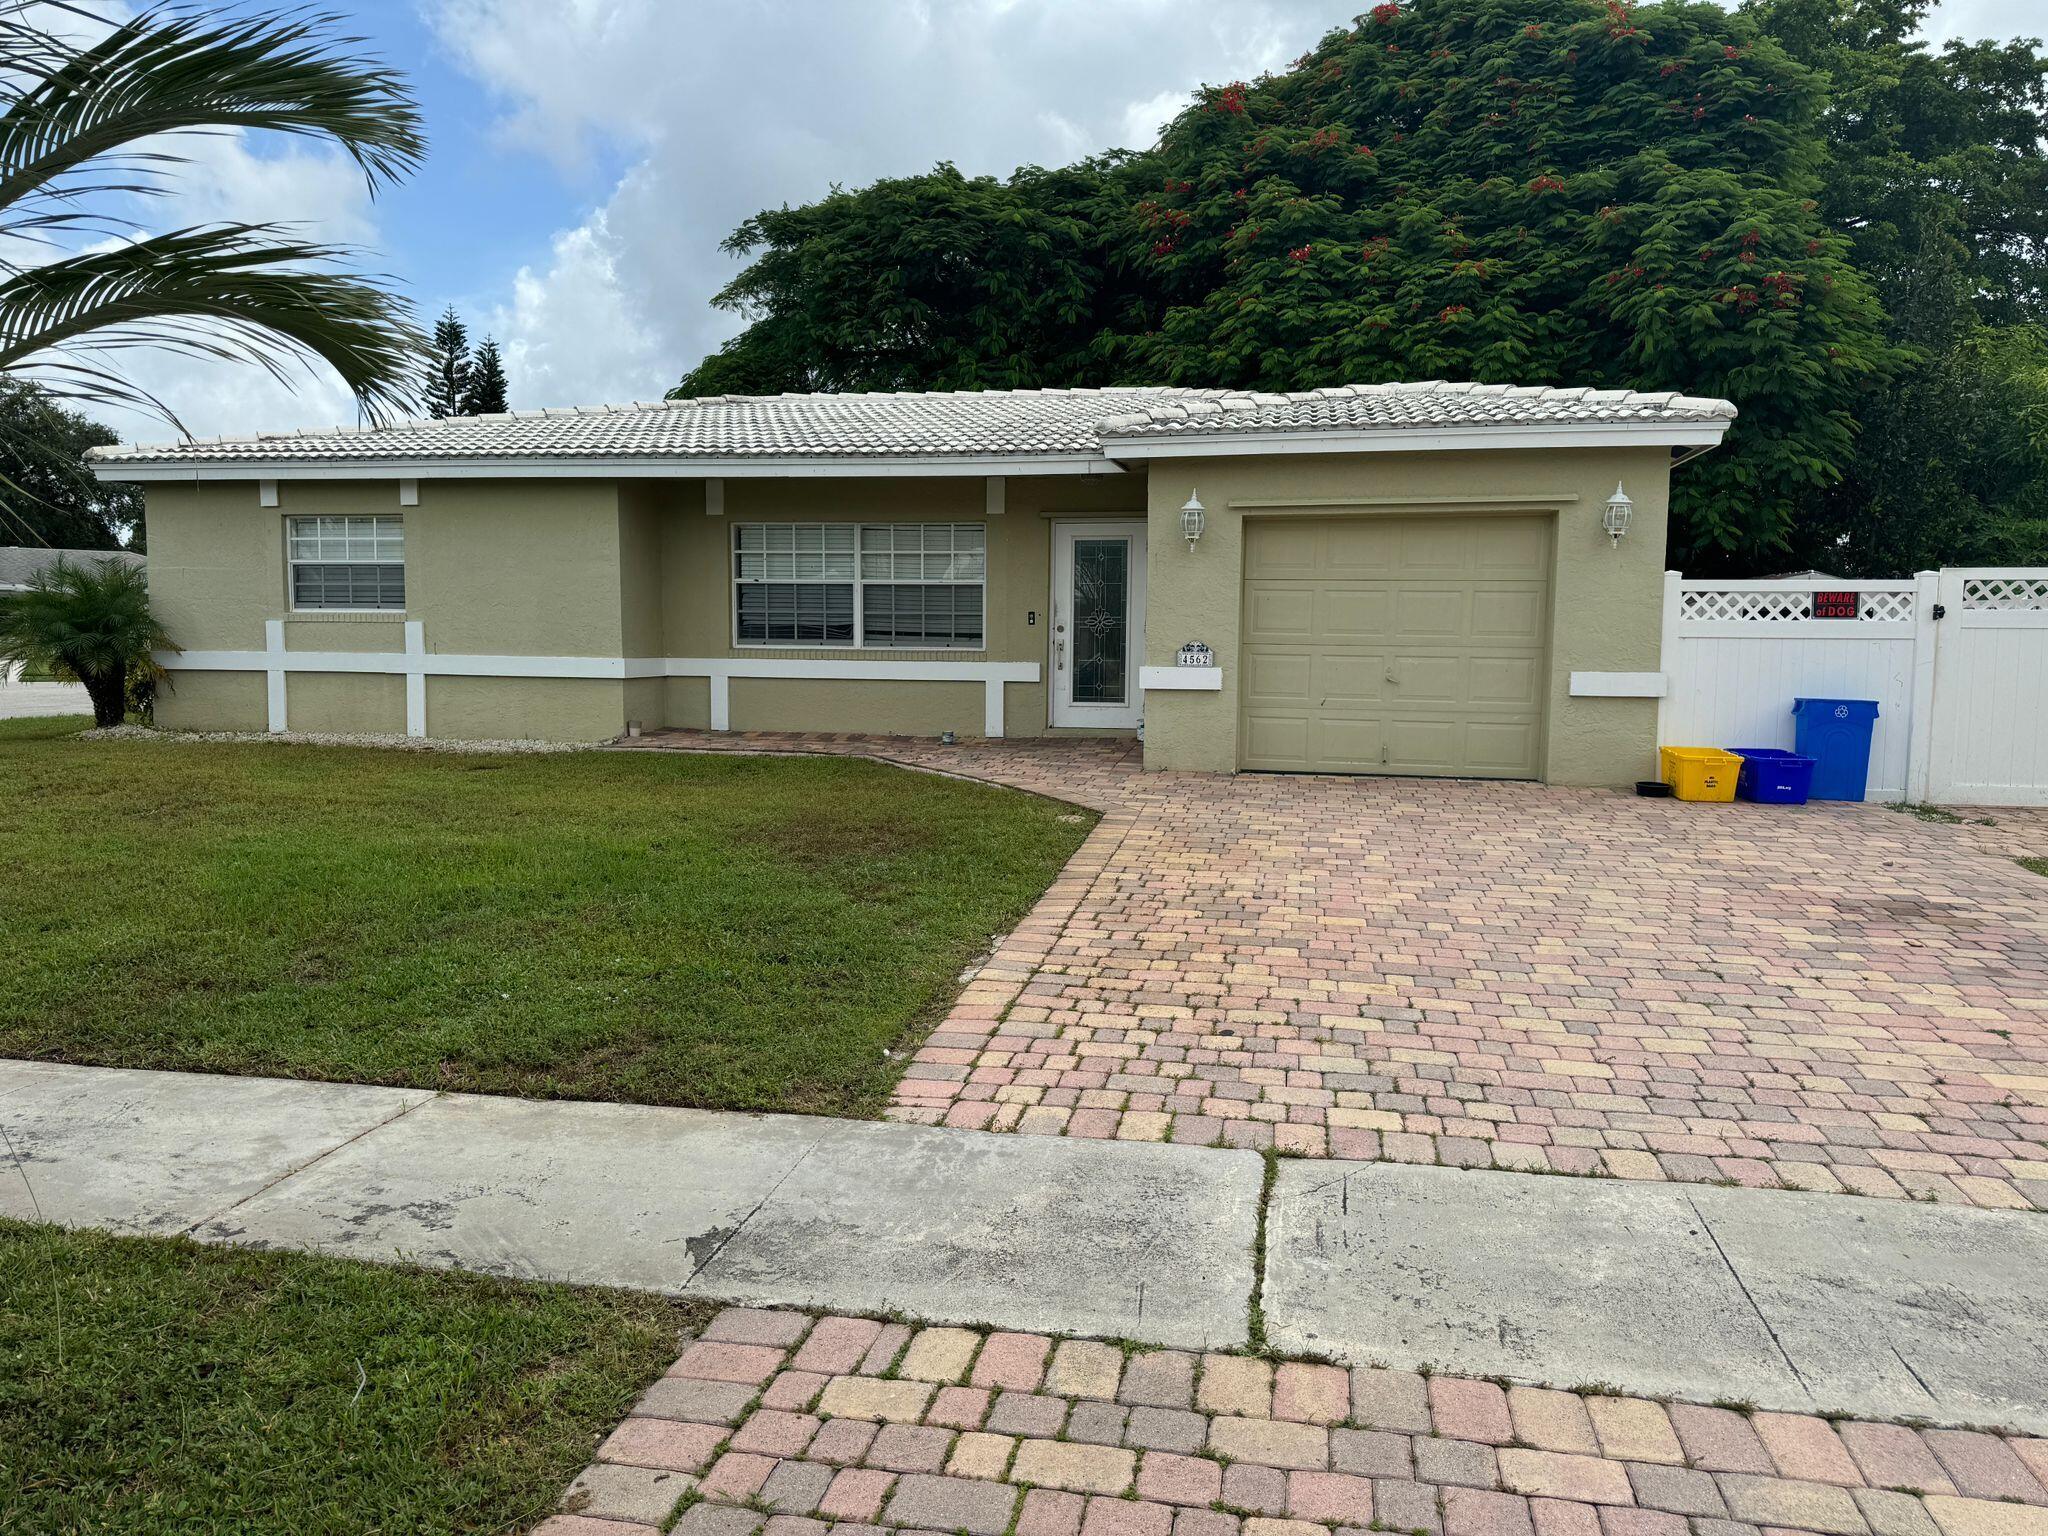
[88,382,1735,468]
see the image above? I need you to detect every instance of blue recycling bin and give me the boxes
[1792,697,1880,802]
[1732,748,1817,805]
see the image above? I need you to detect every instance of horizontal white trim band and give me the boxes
[1676,622,1916,639]
[1104,422,1731,459]
[1569,671,1667,698]
[160,650,1040,685]
[1139,665,1224,692]
[94,454,1123,483]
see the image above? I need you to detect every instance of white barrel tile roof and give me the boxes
[87,382,1736,466]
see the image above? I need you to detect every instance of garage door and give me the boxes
[1238,516,1551,776]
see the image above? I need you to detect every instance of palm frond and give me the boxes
[0,3,425,216]
[0,223,427,420]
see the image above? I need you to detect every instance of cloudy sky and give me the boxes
[66,0,2048,445]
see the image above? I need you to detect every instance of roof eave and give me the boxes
[88,451,1130,484]
[1099,420,1735,460]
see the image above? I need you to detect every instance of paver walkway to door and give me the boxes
[533,1304,2048,1536]
[625,732,2048,1212]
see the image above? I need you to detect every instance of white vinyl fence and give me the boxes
[1658,568,2048,805]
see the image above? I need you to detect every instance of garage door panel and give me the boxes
[1476,520,1551,576]
[1465,720,1542,773]
[1245,522,1322,579]
[1389,653,1463,705]
[1308,716,1385,772]
[1323,519,1400,574]
[1316,586,1393,642]
[1241,648,1316,706]
[1392,587,1470,638]
[1241,712,1313,768]
[1239,515,1551,779]
[1397,523,1475,575]
[1314,652,1389,706]
[1244,585,1314,644]
[1385,717,1464,773]
[1472,586,1548,644]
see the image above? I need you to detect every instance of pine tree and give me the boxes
[461,338,509,415]
[423,305,470,418]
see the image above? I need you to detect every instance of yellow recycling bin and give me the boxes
[1659,746,1743,803]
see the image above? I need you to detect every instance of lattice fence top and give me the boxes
[1963,576,2048,611]
[1680,587,1915,623]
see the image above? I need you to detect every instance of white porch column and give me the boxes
[264,619,287,732]
[404,621,427,737]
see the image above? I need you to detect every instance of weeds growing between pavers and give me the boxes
[0,718,1092,1115]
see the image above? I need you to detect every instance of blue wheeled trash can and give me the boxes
[1791,698,1880,802]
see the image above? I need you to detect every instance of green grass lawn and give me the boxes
[0,718,1092,1113]
[0,1219,704,1534]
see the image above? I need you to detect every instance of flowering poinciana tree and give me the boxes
[1100,0,1892,562]
[677,0,1929,565]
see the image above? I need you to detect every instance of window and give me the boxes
[288,515,404,610]
[734,522,985,648]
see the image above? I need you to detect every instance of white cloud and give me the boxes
[431,0,1334,409]
[167,131,382,247]
[490,210,667,406]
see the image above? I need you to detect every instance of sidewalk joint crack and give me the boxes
[1686,1193,1815,1404]
[680,1138,818,1287]
[180,1091,437,1239]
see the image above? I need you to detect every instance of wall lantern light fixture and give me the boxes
[1602,482,1634,547]
[1180,490,1207,551]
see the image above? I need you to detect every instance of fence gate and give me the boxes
[1659,574,1922,800]
[1915,570,2048,806]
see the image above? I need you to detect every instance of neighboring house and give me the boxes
[0,544,143,592]
[0,546,145,688]
[86,382,1733,783]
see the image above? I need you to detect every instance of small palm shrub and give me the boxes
[0,558,173,727]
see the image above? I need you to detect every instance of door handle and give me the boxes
[1056,637,1066,671]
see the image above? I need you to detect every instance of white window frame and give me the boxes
[286,514,405,613]
[731,521,987,651]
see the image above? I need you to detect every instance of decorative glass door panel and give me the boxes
[1052,522,1146,729]
[1070,538,1130,705]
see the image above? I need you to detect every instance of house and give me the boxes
[0,544,144,592]
[86,382,1734,783]
[1,546,146,689]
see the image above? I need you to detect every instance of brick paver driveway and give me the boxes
[535,1305,2048,1535]
[628,732,2048,1211]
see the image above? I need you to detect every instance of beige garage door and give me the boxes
[1239,515,1551,777]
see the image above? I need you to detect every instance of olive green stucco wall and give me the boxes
[641,473,1143,736]
[139,441,1683,780]
[146,478,635,741]
[1136,446,1676,785]
[141,471,1144,742]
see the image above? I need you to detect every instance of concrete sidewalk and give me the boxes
[5,1059,2046,1432]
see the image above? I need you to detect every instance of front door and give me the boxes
[1051,521,1147,729]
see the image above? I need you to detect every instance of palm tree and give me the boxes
[0,557,173,725]
[0,3,429,430]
